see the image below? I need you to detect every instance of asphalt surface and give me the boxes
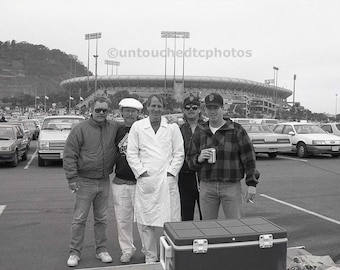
[0,141,339,270]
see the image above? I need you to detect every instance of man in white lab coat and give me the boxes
[127,94,184,263]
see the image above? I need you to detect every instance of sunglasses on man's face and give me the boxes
[184,105,199,111]
[94,108,108,113]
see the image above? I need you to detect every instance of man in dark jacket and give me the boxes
[178,95,203,221]
[63,95,121,267]
[186,93,259,220]
[112,98,143,263]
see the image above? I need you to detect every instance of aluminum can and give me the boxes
[208,148,216,163]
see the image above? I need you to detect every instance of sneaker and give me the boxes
[120,252,134,263]
[67,254,80,267]
[96,251,113,263]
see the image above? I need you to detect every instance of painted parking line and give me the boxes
[24,149,38,170]
[278,155,308,162]
[0,205,6,216]
[260,194,340,225]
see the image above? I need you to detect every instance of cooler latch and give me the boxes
[193,239,208,253]
[259,234,273,248]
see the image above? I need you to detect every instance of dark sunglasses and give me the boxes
[94,108,108,113]
[184,105,199,111]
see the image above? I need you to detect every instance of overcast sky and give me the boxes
[2,0,340,114]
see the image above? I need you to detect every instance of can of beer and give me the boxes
[208,148,216,164]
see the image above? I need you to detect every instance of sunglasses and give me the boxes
[184,105,199,111]
[94,108,108,113]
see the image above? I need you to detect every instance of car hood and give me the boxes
[39,130,71,141]
[0,139,15,147]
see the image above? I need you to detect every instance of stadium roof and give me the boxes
[60,75,292,99]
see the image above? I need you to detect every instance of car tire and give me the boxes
[268,152,278,159]
[297,142,308,158]
[331,153,340,158]
[10,151,18,167]
[38,154,45,167]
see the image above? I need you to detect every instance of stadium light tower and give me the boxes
[85,32,102,93]
[104,60,120,75]
[161,31,190,92]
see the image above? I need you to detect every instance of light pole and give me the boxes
[161,31,190,94]
[104,60,120,75]
[273,66,279,105]
[85,32,102,93]
[293,74,296,106]
[336,94,338,121]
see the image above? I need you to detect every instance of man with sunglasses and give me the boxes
[186,93,259,220]
[63,95,122,267]
[178,95,203,221]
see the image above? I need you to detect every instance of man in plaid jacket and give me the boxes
[186,93,259,220]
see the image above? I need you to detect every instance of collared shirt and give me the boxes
[186,119,258,186]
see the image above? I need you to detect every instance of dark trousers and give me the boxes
[178,172,202,221]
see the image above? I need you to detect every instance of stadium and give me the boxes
[60,75,292,118]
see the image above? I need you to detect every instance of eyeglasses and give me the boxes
[184,105,199,111]
[94,108,108,113]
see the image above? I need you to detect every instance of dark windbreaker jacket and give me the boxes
[63,117,122,183]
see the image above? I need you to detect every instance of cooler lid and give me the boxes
[164,217,287,246]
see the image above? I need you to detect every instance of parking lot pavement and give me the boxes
[0,147,339,269]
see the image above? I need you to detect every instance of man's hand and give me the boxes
[198,148,213,163]
[69,182,80,193]
[245,186,256,203]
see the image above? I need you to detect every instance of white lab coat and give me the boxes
[127,116,184,227]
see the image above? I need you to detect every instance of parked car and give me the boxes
[320,123,340,137]
[242,124,291,158]
[0,124,28,166]
[253,119,279,130]
[272,122,340,158]
[38,115,85,166]
[23,119,40,140]
[0,121,31,149]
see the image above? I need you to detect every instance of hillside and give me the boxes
[0,40,90,98]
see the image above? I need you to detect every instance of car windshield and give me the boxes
[294,124,326,134]
[42,118,83,130]
[243,124,273,133]
[0,127,15,139]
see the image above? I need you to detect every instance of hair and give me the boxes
[91,94,111,108]
[146,94,164,107]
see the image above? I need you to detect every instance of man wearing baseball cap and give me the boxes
[186,92,259,220]
[178,95,203,221]
[112,97,143,263]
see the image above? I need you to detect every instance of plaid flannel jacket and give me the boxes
[186,119,258,186]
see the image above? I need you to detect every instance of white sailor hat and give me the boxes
[119,98,143,110]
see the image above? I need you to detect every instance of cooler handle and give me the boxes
[160,236,172,270]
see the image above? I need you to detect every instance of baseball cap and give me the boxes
[205,93,223,107]
[119,98,143,110]
[183,95,200,107]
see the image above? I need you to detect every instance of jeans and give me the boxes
[200,181,243,220]
[69,176,110,257]
[112,182,137,255]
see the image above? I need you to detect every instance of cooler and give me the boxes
[160,217,287,270]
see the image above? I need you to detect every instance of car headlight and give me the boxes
[312,140,326,145]
[39,141,50,150]
[0,143,15,151]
